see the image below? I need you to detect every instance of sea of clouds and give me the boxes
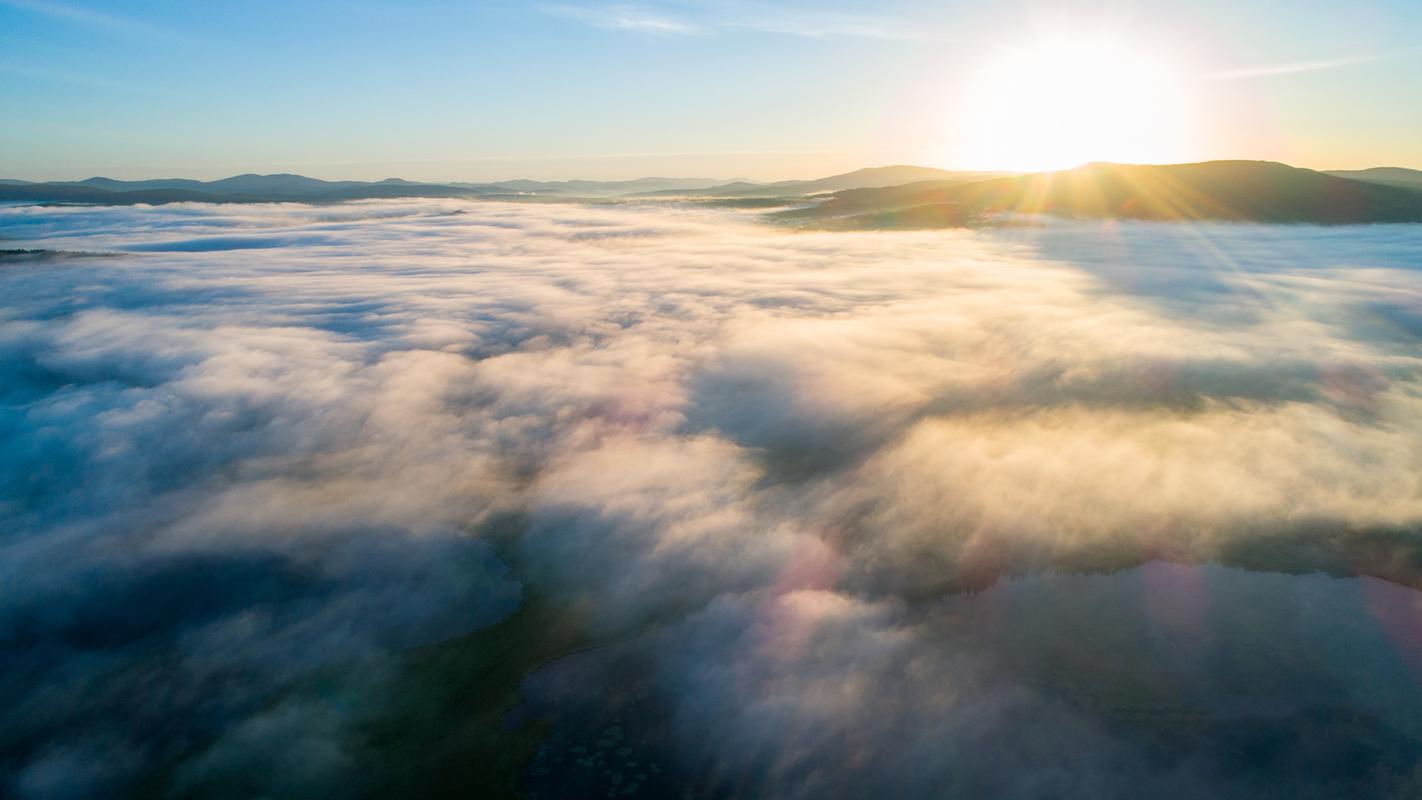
[4,200,1422,798]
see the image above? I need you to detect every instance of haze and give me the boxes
[5,2,1422,799]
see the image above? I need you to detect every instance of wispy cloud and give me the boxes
[0,0,186,43]
[714,2,935,41]
[7,200,1422,796]
[541,2,944,42]
[541,4,705,35]
[1208,49,1413,80]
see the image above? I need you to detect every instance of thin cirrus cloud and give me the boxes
[540,3,707,35]
[0,0,187,43]
[4,199,1422,797]
[1207,48,1418,80]
[540,1,938,41]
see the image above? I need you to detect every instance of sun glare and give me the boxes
[952,36,1193,172]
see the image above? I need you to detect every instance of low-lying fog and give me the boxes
[3,200,1422,798]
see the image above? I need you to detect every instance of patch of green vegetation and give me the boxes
[1215,525,1422,591]
[0,248,119,262]
[159,517,600,799]
[346,594,593,799]
[773,161,1422,230]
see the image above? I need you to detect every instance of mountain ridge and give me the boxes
[1324,167,1422,191]
[633,166,1014,198]
[5,162,1422,226]
[776,160,1422,228]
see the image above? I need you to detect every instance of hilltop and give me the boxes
[634,165,1013,198]
[0,167,1006,206]
[777,161,1422,228]
[1324,167,1422,191]
[0,174,516,205]
[5,162,1422,226]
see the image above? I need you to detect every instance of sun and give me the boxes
[950,35,1193,172]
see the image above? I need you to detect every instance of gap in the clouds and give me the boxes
[123,235,339,252]
[502,560,1422,800]
[1,249,124,264]
[157,513,587,800]
[157,551,1422,799]
[6,200,1422,798]
[3,527,522,799]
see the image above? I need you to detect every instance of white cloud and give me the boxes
[4,199,1422,796]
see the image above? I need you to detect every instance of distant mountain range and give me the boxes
[777,161,1422,228]
[0,168,990,205]
[453,177,732,197]
[633,166,1013,198]
[0,174,521,205]
[5,162,1422,226]
[0,174,745,204]
[1323,167,1422,191]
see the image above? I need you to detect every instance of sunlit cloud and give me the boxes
[5,200,1422,796]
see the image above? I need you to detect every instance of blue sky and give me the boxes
[2,0,1420,180]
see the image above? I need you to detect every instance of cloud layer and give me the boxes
[4,200,1422,797]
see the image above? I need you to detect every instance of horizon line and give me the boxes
[4,158,1422,186]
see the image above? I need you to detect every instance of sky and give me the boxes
[2,0,1421,181]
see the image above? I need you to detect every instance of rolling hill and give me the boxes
[6,162,1422,223]
[459,177,732,196]
[778,161,1422,228]
[1325,167,1422,191]
[0,167,1007,205]
[637,165,1013,198]
[0,174,520,205]
[0,173,748,204]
